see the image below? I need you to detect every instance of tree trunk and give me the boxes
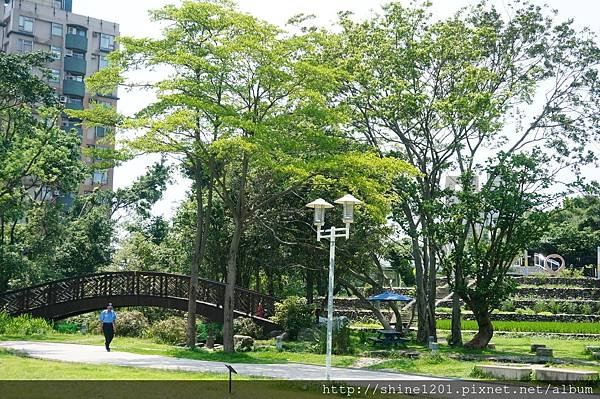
[449,290,462,346]
[222,154,248,353]
[465,308,493,349]
[426,243,437,341]
[186,167,204,348]
[306,268,314,304]
[344,283,393,330]
[223,217,244,352]
[449,268,463,346]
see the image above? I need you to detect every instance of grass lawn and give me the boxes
[0,333,357,367]
[436,320,600,334]
[1,331,598,380]
[0,350,338,399]
[0,348,231,380]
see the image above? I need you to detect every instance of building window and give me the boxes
[17,39,33,53]
[49,69,60,84]
[51,23,63,37]
[66,97,83,107]
[54,0,65,9]
[92,171,108,185]
[65,73,83,82]
[95,126,109,138]
[100,34,115,51]
[67,26,86,37]
[18,16,34,33]
[50,45,62,60]
[99,55,109,70]
[66,50,85,60]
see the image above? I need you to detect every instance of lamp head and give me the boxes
[306,198,334,226]
[334,194,362,224]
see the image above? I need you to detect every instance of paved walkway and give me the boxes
[0,341,436,381]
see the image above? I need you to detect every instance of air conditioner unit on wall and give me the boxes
[92,32,99,37]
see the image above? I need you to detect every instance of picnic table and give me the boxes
[368,329,409,347]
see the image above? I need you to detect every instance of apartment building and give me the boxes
[1,0,118,194]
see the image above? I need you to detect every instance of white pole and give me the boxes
[325,231,336,381]
[597,246,600,279]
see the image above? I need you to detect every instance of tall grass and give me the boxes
[0,312,53,336]
[436,319,600,334]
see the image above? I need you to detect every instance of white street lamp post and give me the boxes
[306,194,362,381]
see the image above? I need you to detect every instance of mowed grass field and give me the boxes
[436,319,600,334]
[1,331,598,380]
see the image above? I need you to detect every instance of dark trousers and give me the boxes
[102,323,114,350]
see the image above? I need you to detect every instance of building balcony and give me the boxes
[63,80,85,98]
[65,34,88,52]
[64,56,87,75]
[64,102,84,111]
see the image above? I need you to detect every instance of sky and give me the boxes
[72,0,600,218]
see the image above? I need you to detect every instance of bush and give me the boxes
[272,296,314,339]
[314,324,353,355]
[149,316,187,345]
[533,302,547,314]
[54,322,79,334]
[197,322,223,342]
[515,308,535,315]
[500,300,515,312]
[233,318,263,339]
[114,310,149,337]
[581,304,593,316]
[0,313,53,336]
[558,268,584,278]
[547,300,561,315]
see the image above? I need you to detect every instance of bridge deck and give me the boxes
[0,272,277,330]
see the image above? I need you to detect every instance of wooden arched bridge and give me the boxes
[0,271,277,330]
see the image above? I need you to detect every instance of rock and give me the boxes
[276,332,290,341]
[297,328,319,342]
[531,344,546,352]
[536,348,553,357]
[234,334,254,352]
[268,330,284,338]
[487,344,496,350]
[368,350,392,358]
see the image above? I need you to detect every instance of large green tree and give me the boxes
[335,0,600,346]
[83,0,412,351]
[0,52,85,291]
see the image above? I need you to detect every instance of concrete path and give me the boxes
[0,341,436,381]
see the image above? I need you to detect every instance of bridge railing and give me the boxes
[0,271,275,318]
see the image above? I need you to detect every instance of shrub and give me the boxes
[149,316,187,345]
[233,318,263,339]
[547,300,561,315]
[314,324,353,355]
[581,304,593,316]
[197,322,223,342]
[500,300,515,312]
[272,296,314,339]
[515,308,534,315]
[54,322,79,334]
[0,313,53,336]
[114,310,149,337]
[558,268,584,278]
[533,302,547,314]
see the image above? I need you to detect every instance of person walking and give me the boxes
[99,303,117,352]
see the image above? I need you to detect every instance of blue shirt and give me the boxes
[99,310,117,323]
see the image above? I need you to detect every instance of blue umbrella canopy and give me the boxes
[367,291,412,302]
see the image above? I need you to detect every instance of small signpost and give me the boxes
[224,364,237,394]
